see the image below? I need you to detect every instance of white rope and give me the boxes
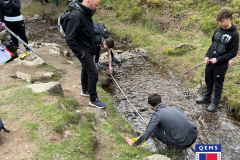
[110,74,148,125]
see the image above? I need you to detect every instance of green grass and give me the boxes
[5,0,238,159]
[0,83,180,159]
[93,0,240,112]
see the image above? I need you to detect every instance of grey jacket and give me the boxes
[133,104,197,148]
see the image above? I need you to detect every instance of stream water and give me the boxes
[102,38,240,160]
[25,18,240,160]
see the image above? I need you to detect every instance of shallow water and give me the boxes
[26,18,240,159]
[103,39,240,160]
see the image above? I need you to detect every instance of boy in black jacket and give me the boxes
[196,7,239,112]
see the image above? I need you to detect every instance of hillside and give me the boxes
[94,0,240,113]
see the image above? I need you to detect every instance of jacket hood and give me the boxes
[68,2,95,17]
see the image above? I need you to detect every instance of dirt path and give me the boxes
[0,42,94,159]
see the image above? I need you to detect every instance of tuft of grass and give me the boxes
[37,64,62,81]
[162,45,196,56]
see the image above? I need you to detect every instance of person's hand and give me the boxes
[2,23,5,28]
[125,137,135,146]
[80,53,84,58]
[209,58,217,64]
[109,67,112,73]
[204,57,209,64]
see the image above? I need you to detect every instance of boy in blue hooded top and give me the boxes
[196,7,239,112]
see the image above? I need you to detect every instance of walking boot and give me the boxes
[112,56,121,63]
[196,96,211,103]
[41,1,45,5]
[45,0,50,3]
[206,103,218,112]
[53,0,58,6]
[2,127,10,133]
[66,0,71,4]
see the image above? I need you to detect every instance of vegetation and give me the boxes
[1,85,171,159]
[1,0,239,159]
[93,0,240,113]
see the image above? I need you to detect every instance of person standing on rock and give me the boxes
[0,0,30,51]
[125,93,197,149]
[196,7,239,112]
[65,0,106,108]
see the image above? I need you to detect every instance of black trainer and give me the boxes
[3,127,10,133]
[196,96,211,103]
[206,103,218,112]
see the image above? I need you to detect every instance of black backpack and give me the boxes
[2,41,18,63]
[58,3,82,37]
[93,22,109,39]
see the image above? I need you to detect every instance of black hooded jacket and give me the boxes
[65,2,96,57]
[0,0,21,22]
[206,23,239,65]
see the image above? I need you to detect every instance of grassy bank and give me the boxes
[93,0,240,113]
[1,83,179,159]
[7,0,238,159]
[1,1,180,159]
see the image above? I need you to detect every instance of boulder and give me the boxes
[26,81,63,95]
[142,154,171,160]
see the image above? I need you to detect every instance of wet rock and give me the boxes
[86,107,107,121]
[50,26,58,31]
[41,20,47,24]
[142,154,171,160]
[33,14,40,20]
[175,43,195,49]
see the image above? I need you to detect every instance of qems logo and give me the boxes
[195,144,221,160]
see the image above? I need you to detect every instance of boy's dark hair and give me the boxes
[105,38,114,48]
[148,93,162,107]
[216,7,232,21]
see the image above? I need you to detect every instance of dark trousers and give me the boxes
[153,127,179,148]
[204,63,228,105]
[153,127,196,149]
[94,46,114,63]
[77,52,98,102]
[5,20,28,49]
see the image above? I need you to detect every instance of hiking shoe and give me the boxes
[81,91,90,97]
[112,56,121,63]
[206,103,218,112]
[196,97,211,103]
[89,98,106,109]
[3,127,10,133]
[45,0,50,3]
[95,63,100,70]
[41,2,45,5]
